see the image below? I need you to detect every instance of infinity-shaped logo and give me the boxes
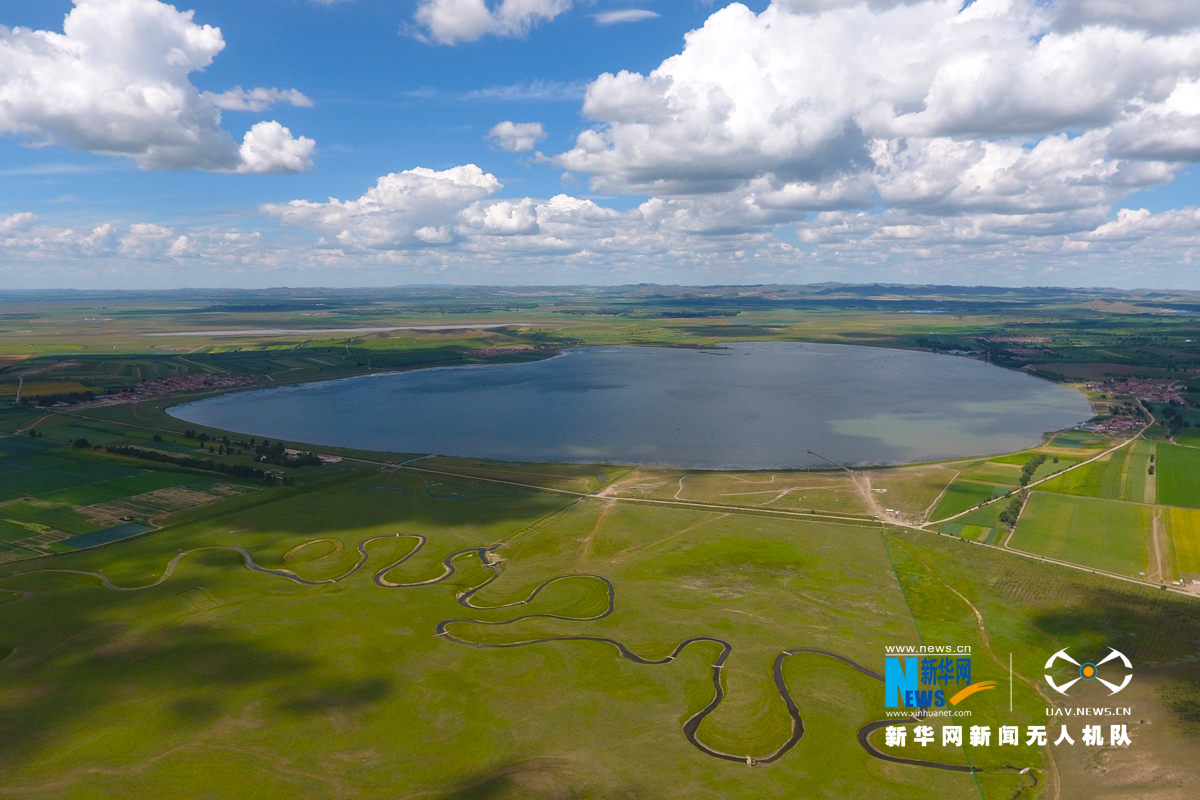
[1044,647,1132,696]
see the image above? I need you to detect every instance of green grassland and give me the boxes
[0,465,992,800]
[2,452,1196,798]
[1049,431,1109,449]
[1156,443,1200,508]
[864,464,961,518]
[1009,493,1151,576]
[604,469,874,517]
[3,286,1200,798]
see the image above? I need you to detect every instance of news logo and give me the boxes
[1044,647,1132,696]
[884,652,996,708]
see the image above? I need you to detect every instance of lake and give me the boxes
[168,343,1093,469]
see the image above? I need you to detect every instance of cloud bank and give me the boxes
[13,0,1200,287]
[0,0,314,172]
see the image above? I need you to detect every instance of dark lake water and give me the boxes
[168,343,1092,469]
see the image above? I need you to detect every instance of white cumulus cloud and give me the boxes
[266,164,503,247]
[414,0,573,44]
[237,121,316,174]
[488,121,546,152]
[0,0,315,173]
[556,0,1200,221]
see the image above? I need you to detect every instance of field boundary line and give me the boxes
[910,527,1199,599]
[924,424,1150,527]
[922,467,960,520]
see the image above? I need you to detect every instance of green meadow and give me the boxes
[3,453,1196,799]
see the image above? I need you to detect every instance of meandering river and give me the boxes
[168,342,1092,469]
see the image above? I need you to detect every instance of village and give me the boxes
[103,373,260,403]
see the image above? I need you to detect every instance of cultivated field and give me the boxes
[929,479,1008,520]
[1008,493,1150,577]
[1037,441,1154,502]
[1168,507,1200,579]
[1156,443,1200,508]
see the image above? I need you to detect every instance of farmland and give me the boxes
[929,479,1008,520]
[1037,441,1154,503]
[1156,443,1200,508]
[1169,507,1200,579]
[1008,493,1151,577]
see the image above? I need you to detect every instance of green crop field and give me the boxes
[1049,431,1109,449]
[39,470,201,506]
[1157,444,1200,508]
[1036,441,1153,502]
[0,500,103,535]
[1009,493,1150,577]
[948,501,1008,530]
[929,480,1008,520]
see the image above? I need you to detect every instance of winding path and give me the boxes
[0,535,1037,785]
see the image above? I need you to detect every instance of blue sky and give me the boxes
[4,1,1200,289]
[0,1,728,225]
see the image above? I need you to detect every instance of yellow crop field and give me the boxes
[0,381,101,397]
[1169,507,1200,578]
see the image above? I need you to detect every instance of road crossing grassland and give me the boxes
[1168,507,1200,578]
[1008,493,1151,577]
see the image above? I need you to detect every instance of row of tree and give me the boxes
[105,445,277,483]
[1019,455,1047,486]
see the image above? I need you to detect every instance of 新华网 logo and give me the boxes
[1044,647,1132,696]
[885,655,995,708]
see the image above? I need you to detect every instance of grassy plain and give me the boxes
[860,463,962,519]
[1,463,1007,800]
[1009,493,1150,576]
[603,469,874,517]
[2,454,1195,799]
[3,286,1200,798]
